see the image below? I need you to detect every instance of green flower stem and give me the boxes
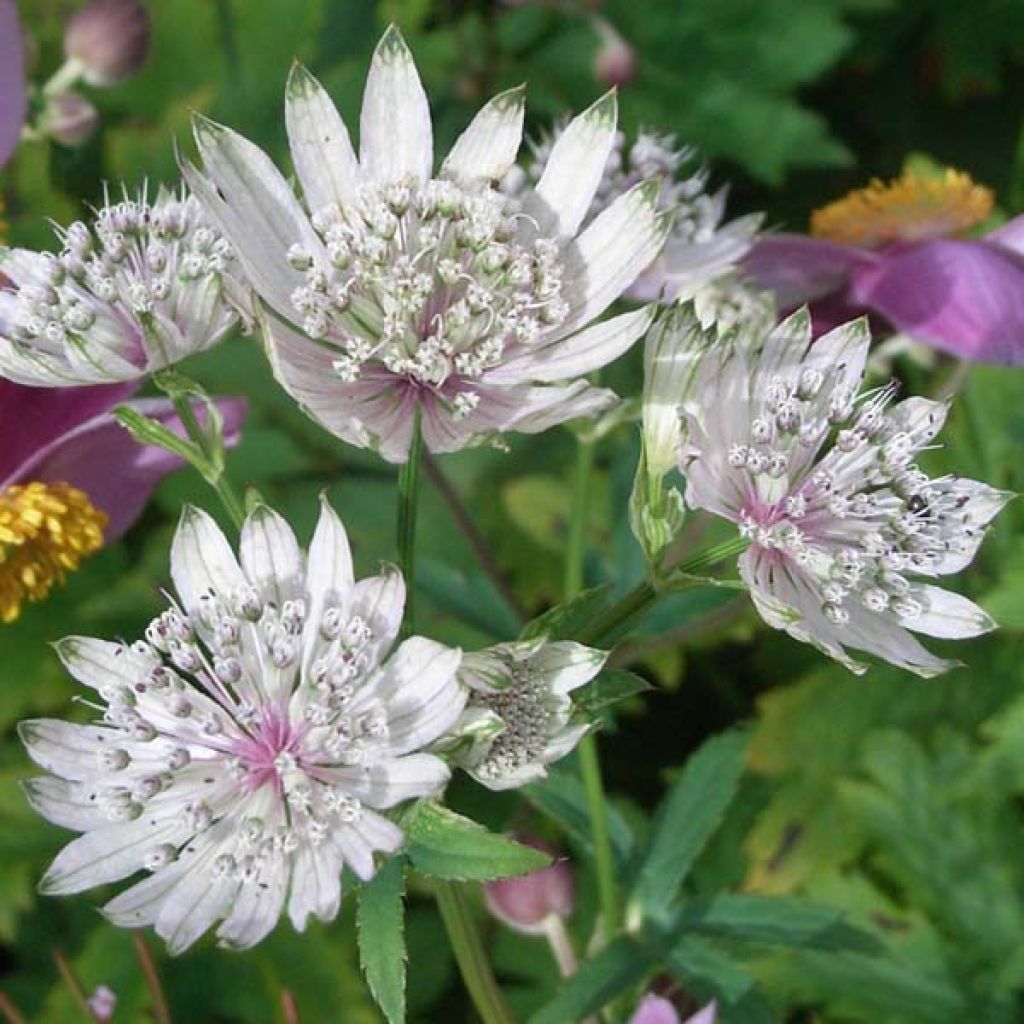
[397,413,424,637]
[397,421,511,1023]
[435,881,515,1024]
[167,391,246,531]
[564,433,622,951]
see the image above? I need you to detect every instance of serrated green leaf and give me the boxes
[630,731,749,917]
[405,804,550,881]
[519,586,612,643]
[527,934,653,1024]
[357,857,407,1024]
[573,668,653,715]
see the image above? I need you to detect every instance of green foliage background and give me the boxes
[4,0,1024,1021]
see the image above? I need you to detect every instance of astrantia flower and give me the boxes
[182,26,669,462]
[680,308,1010,676]
[0,378,246,622]
[514,125,760,304]
[0,185,248,387]
[447,639,605,789]
[743,167,1024,364]
[21,499,464,952]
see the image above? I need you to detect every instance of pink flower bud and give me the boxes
[483,838,574,935]
[64,0,150,87]
[87,985,117,1022]
[41,91,99,146]
[593,18,636,88]
[630,996,717,1024]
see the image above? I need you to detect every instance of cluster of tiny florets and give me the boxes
[732,368,983,629]
[287,179,569,420]
[4,188,236,376]
[471,662,555,781]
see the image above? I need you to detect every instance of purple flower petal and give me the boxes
[0,0,27,167]
[0,379,138,486]
[985,212,1024,256]
[630,996,681,1024]
[16,396,248,540]
[849,239,1024,364]
[742,234,877,309]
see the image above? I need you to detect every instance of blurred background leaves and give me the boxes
[4,0,1024,1020]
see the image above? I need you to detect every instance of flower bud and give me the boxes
[64,0,151,87]
[593,19,636,88]
[483,837,573,935]
[87,985,117,1022]
[41,91,99,147]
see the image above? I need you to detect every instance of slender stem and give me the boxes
[52,951,94,1022]
[564,439,594,597]
[168,393,245,530]
[132,932,172,1024]
[542,915,578,978]
[397,414,424,636]
[435,881,515,1024]
[422,452,527,620]
[0,992,27,1024]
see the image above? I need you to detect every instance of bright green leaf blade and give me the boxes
[519,585,612,642]
[629,730,749,916]
[527,935,653,1024]
[357,857,407,1024]
[405,803,550,881]
[574,668,653,715]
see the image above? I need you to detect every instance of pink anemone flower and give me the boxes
[0,378,246,621]
[743,168,1024,365]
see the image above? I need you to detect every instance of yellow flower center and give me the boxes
[0,482,107,623]
[810,169,993,248]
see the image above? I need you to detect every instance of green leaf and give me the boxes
[670,893,880,954]
[357,857,407,1024]
[524,768,635,869]
[404,804,550,881]
[527,935,653,1024]
[661,935,755,1005]
[519,585,612,643]
[629,730,749,917]
[573,668,653,715]
[417,557,522,639]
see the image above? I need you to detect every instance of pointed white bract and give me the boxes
[184,27,669,463]
[679,309,1009,676]
[0,185,248,387]
[446,639,605,790]
[513,126,761,304]
[21,499,464,953]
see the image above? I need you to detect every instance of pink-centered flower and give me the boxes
[743,168,1024,364]
[0,378,246,622]
[182,26,670,463]
[680,307,1009,676]
[21,499,465,953]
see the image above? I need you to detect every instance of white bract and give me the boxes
[679,308,1009,676]
[0,186,246,386]
[182,26,669,463]
[20,499,464,953]
[513,126,761,304]
[447,639,605,790]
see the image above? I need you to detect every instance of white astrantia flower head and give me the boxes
[0,184,248,387]
[20,498,465,953]
[680,308,1011,676]
[512,125,761,304]
[181,26,671,463]
[444,638,606,790]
